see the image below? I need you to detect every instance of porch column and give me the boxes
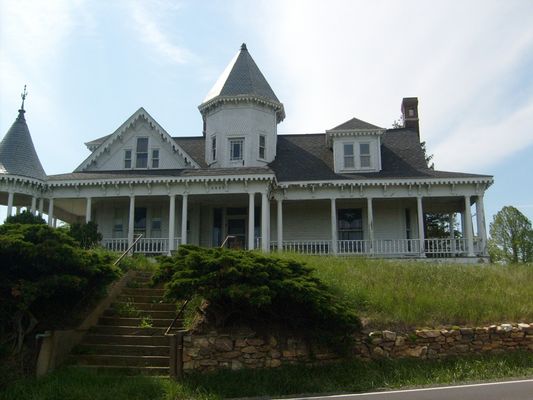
[330,198,338,254]
[168,194,176,252]
[31,196,37,215]
[464,195,475,256]
[417,196,425,256]
[476,194,487,256]
[367,197,374,254]
[277,198,283,252]
[248,193,255,250]
[128,195,135,248]
[47,198,54,227]
[85,197,92,223]
[7,191,14,217]
[181,194,188,245]
[38,198,44,216]
[449,213,456,254]
[261,192,269,252]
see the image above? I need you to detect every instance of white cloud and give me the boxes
[247,0,533,170]
[127,0,194,65]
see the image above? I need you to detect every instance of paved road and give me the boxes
[282,379,533,400]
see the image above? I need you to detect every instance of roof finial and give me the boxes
[241,43,247,51]
[20,85,28,111]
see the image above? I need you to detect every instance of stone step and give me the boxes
[76,354,169,367]
[83,334,169,346]
[121,288,166,296]
[103,309,176,319]
[111,302,177,312]
[89,325,167,336]
[98,316,174,328]
[77,365,169,376]
[117,295,168,303]
[75,344,170,356]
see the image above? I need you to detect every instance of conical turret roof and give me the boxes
[0,108,46,181]
[200,43,285,121]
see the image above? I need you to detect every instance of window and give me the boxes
[211,136,217,161]
[258,135,266,159]
[124,150,132,169]
[229,138,244,161]
[408,108,415,117]
[360,143,371,168]
[113,208,124,237]
[135,137,148,168]
[152,149,159,168]
[338,209,363,240]
[151,208,161,237]
[343,143,355,169]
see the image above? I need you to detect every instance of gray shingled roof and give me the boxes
[269,129,491,181]
[0,109,46,180]
[203,44,281,105]
[79,130,493,184]
[330,117,383,131]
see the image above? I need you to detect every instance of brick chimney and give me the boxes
[401,97,419,136]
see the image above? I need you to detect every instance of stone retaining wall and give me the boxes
[182,322,533,373]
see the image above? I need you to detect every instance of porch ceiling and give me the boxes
[423,196,465,213]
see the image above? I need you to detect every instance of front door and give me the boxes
[227,217,246,249]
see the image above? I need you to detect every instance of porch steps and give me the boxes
[71,271,180,375]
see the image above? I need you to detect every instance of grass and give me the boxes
[2,352,532,400]
[275,254,533,329]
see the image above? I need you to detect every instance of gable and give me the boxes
[75,108,199,172]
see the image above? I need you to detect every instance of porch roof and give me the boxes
[48,166,274,181]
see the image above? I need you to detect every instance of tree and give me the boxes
[392,116,434,169]
[489,206,533,263]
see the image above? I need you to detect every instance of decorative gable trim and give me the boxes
[75,107,200,172]
[325,128,386,147]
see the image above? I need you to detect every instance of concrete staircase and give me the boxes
[72,272,176,375]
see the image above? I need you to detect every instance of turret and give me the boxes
[198,44,285,168]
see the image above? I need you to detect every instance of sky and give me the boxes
[1,0,532,225]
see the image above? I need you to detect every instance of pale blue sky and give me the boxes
[1,0,532,225]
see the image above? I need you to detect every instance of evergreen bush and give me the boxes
[0,223,120,353]
[68,221,103,249]
[155,245,361,349]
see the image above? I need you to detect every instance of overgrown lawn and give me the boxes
[276,254,533,328]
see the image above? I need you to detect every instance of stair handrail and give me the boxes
[220,234,236,248]
[113,234,143,266]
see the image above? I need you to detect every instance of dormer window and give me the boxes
[258,135,266,160]
[360,143,371,168]
[229,138,244,161]
[136,137,148,168]
[343,143,355,169]
[152,149,159,168]
[124,149,132,169]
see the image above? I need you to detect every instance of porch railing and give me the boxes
[266,238,482,257]
[101,237,181,254]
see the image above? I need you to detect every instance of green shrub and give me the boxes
[4,210,46,225]
[155,245,361,349]
[68,221,103,249]
[0,223,121,353]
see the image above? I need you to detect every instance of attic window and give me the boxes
[136,137,148,168]
[124,150,132,169]
[152,149,159,168]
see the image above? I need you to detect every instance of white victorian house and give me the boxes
[0,44,492,260]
